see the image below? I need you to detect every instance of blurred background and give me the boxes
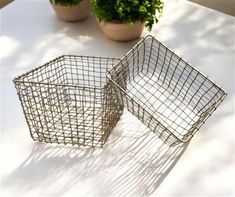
[2,0,235,17]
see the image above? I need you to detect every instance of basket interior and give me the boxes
[108,36,226,139]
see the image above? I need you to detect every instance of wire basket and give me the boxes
[107,35,227,146]
[13,55,123,147]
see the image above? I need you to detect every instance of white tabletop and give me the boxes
[1,0,235,196]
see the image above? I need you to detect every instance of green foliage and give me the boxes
[92,0,164,30]
[50,0,83,6]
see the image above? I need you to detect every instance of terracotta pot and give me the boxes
[51,0,90,22]
[99,21,145,41]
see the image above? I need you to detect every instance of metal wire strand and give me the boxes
[107,35,227,146]
[13,55,123,147]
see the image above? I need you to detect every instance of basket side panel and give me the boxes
[14,55,123,147]
[61,56,123,146]
[101,81,123,143]
[14,82,45,141]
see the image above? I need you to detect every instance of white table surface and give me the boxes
[0,0,235,196]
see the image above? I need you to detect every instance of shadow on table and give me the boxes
[1,111,188,196]
[96,138,188,196]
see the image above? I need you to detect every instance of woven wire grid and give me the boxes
[13,55,123,147]
[107,35,227,146]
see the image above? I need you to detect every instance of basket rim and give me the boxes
[13,55,120,90]
[107,34,228,143]
[107,34,227,95]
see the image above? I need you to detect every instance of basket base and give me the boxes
[29,105,121,147]
[126,72,200,142]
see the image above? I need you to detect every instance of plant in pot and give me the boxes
[92,0,164,41]
[50,0,91,22]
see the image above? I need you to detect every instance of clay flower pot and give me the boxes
[51,0,91,22]
[99,21,145,42]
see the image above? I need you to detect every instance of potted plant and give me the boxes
[50,0,91,22]
[92,0,163,41]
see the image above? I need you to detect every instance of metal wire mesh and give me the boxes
[107,35,227,146]
[13,55,123,147]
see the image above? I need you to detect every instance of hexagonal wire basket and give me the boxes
[107,35,227,146]
[13,55,123,147]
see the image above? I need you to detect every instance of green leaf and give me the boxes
[91,0,164,30]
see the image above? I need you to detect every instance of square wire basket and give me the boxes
[107,35,227,146]
[13,55,123,147]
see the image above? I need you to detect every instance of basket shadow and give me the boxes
[96,133,188,196]
[1,111,188,196]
